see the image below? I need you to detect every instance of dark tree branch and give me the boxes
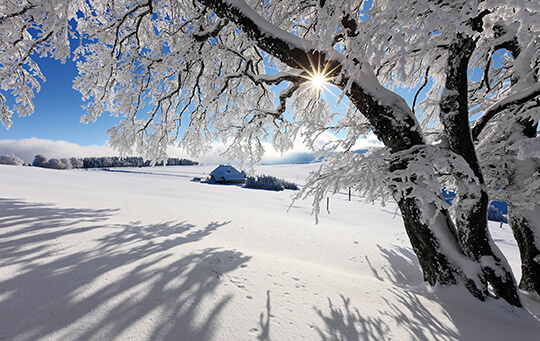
[413,66,430,115]
[471,22,538,141]
[198,0,329,73]
[472,84,540,140]
[0,4,37,22]
[193,19,229,42]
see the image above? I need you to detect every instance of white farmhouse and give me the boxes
[209,165,245,184]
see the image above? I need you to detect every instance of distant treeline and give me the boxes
[0,154,198,169]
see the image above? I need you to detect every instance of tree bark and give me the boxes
[506,118,540,296]
[472,22,539,299]
[508,203,540,296]
[440,33,521,306]
[343,82,466,289]
[509,119,540,296]
[398,197,459,285]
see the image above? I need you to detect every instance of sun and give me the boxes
[309,72,328,91]
[293,53,340,97]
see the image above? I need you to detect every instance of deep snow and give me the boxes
[0,164,539,340]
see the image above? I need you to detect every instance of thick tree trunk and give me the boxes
[475,109,539,302]
[509,204,540,296]
[439,33,521,306]
[398,196,489,299]
[343,81,469,288]
[472,23,539,300]
[399,198,457,285]
[508,120,540,296]
[397,197,461,282]
[344,82,485,299]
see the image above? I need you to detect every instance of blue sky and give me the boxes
[2,57,117,145]
[0,52,391,164]
[0,0,395,164]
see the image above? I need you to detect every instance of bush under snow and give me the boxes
[244,174,299,191]
[0,154,24,166]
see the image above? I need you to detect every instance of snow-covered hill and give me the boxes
[1,164,539,340]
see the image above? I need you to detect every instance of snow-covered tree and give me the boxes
[1,0,538,306]
[0,154,24,166]
[32,154,48,168]
[70,157,84,168]
[322,0,539,301]
[478,114,540,296]
[45,157,71,169]
[471,21,540,296]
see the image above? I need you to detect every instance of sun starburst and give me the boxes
[301,55,338,96]
[308,71,329,91]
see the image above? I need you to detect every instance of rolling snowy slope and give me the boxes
[1,164,539,340]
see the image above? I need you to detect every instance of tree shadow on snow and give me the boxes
[364,244,424,287]
[0,198,120,267]
[314,291,461,341]
[315,243,540,341]
[256,290,272,341]
[0,198,249,341]
[376,244,425,287]
[314,245,458,340]
[315,295,390,341]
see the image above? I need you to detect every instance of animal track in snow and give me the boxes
[224,275,249,292]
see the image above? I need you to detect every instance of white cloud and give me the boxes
[1,133,383,165]
[167,132,329,166]
[0,138,117,164]
[352,132,384,150]
[168,131,383,165]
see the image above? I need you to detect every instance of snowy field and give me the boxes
[1,163,539,341]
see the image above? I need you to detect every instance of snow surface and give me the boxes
[1,164,539,341]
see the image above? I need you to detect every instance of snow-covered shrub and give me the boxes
[32,154,48,167]
[70,157,84,168]
[61,158,71,169]
[283,180,299,191]
[0,154,24,166]
[244,175,299,191]
[488,204,507,223]
[46,158,71,169]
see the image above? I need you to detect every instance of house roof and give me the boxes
[210,165,245,182]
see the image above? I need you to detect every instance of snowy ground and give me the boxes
[1,164,539,341]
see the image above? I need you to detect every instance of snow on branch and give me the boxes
[472,83,540,141]
[198,0,319,69]
[292,148,392,222]
[294,143,481,224]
